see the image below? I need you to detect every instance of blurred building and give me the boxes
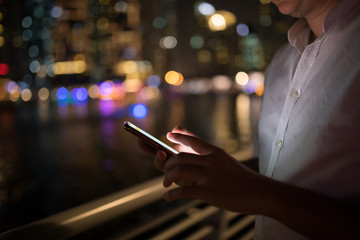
[0,0,292,103]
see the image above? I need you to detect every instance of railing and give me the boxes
[1,160,255,239]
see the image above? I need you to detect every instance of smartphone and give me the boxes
[123,121,179,156]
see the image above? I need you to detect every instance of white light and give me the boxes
[29,60,40,73]
[198,2,215,16]
[51,6,63,18]
[159,36,177,49]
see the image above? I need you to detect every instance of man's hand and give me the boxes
[154,130,268,213]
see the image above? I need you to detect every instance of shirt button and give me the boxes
[276,140,283,148]
[290,90,300,98]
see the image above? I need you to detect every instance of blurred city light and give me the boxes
[0,63,9,75]
[38,87,50,101]
[146,75,161,88]
[159,36,177,49]
[190,35,204,49]
[211,75,232,92]
[208,10,236,32]
[152,16,167,29]
[165,71,183,86]
[130,103,148,119]
[196,2,215,16]
[52,61,87,75]
[57,87,69,101]
[21,89,32,102]
[208,14,226,31]
[236,23,250,37]
[235,71,249,86]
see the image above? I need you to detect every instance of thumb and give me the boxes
[167,133,214,155]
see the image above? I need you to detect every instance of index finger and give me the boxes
[167,132,214,155]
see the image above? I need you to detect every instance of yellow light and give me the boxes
[197,50,212,63]
[123,78,142,93]
[97,17,109,31]
[0,36,5,48]
[216,51,229,64]
[36,65,47,78]
[88,85,100,99]
[74,60,87,73]
[0,24,4,34]
[0,12,3,21]
[9,88,20,102]
[74,53,86,61]
[0,88,6,101]
[164,71,184,86]
[165,71,178,85]
[21,89,32,101]
[122,61,138,74]
[208,10,236,32]
[208,14,226,31]
[53,61,87,75]
[236,71,249,86]
[38,87,50,101]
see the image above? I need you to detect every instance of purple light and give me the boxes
[99,81,113,96]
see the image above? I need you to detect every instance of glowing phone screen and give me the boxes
[124,121,179,155]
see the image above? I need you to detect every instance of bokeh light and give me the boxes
[235,71,249,86]
[165,71,183,86]
[190,35,204,49]
[21,89,32,102]
[99,81,114,96]
[147,75,161,88]
[209,14,226,31]
[159,36,177,49]
[236,23,250,37]
[0,63,9,75]
[51,6,63,18]
[197,2,215,16]
[130,103,148,119]
[21,17,32,28]
[57,87,69,100]
[152,16,167,29]
[212,75,232,92]
[38,87,50,101]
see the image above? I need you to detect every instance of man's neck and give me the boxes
[305,0,342,38]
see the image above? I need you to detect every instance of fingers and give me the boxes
[163,152,207,172]
[171,126,196,137]
[163,186,202,202]
[154,150,167,171]
[167,132,214,155]
[163,164,204,187]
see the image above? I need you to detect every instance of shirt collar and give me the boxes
[288,0,359,53]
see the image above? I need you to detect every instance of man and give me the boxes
[142,0,360,238]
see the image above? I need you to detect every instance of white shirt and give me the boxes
[255,0,360,239]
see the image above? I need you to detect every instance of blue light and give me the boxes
[130,103,148,119]
[57,87,69,100]
[71,88,79,101]
[236,23,249,37]
[76,87,88,101]
[146,75,161,88]
[243,80,257,94]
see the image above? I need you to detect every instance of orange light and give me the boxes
[165,71,184,86]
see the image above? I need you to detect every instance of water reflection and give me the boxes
[0,91,261,234]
